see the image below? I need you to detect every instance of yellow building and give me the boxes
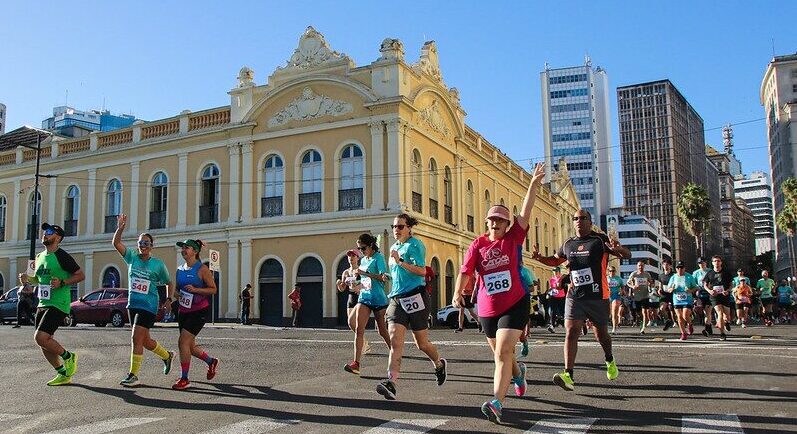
[0,27,579,326]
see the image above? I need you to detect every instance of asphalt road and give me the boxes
[0,321,795,434]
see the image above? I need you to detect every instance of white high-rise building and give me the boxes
[600,211,672,281]
[735,172,776,256]
[541,59,613,217]
[0,103,6,134]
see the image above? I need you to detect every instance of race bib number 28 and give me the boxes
[484,270,512,296]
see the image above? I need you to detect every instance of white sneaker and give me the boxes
[736,319,742,325]
[741,323,747,328]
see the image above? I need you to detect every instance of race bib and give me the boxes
[571,268,594,287]
[484,270,512,295]
[738,296,750,304]
[399,293,425,314]
[361,277,372,291]
[38,284,52,300]
[179,290,194,309]
[675,292,688,302]
[549,288,560,297]
[636,277,648,286]
[130,277,150,295]
[712,285,725,295]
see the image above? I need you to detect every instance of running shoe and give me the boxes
[663,319,674,331]
[610,327,616,335]
[481,399,503,424]
[64,353,78,377]
[741,323,747,328]
[344,361,360,375]
[553,370,575,391]
[582,324,588,336]
[47,373,71,386]
[725,322,731,332]
[376,380,396,400]
[640,328,646,335]
[547,325,555,333]
[701,328,709,337]
[680,333,687,341]
[707,325,714,336]
[513,363,527,397]
[520,340,529,357]
[455,327,463,333]
[736,319,742,325]
[163,351,174,375]
[720,333,727,341]
[206,358,219,380]
[766,320,772,327]
[362,341,371,355]
[688,324,694,335]
[606,360,619,381]
[120,373,140,387]
[435,358,447,386]
[172,378,190,390]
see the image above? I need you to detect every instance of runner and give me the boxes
[19,223,85,386]
[171,239,219,390]
[627,261,653,334]
[376,214,446,400]
[757,270,775,326]
[546,267,566,333]
[533,209,631,392]
[337,249,366,351]
[343,233,392,375]
[692,259,713,335]
[776,280,795,324]
[658,259,676,332]
[112,214,174,387]
[518,267,535,357]
[732,269,752,328]
[703,255,733,341]
[666,261,698,340]
[455,162,544,423]
[608,266,624,334]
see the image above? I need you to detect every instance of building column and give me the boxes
[47,177,57,224]
[240,239,253,317]
[227,143,241,223]
[9,258,17,289]
[129,161,140,233]
[11,180,20,241]
[83,253,93,297]
[385,119,404,211]
[177,153,188,228]
[369,122,385,211]
[240,142,254,222]
[86,169,96,236]
[455,155,464,228]
[227,240,240,318]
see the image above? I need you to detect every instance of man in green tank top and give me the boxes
[19,223,85,386]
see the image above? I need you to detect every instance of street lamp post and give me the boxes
[18,132,44,261]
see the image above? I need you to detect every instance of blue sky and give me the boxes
[2,1,795,204]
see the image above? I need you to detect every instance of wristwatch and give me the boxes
[399,258,405,263]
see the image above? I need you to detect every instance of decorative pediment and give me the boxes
[413,41,443,82]
[267,87,353,128]
[277,26,352,71]
[416,99,451,138]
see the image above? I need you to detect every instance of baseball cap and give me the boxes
[697,257,706,264]
[41,223,65,237]
[176,239,202,251]
[346,249,363,258]
[675,261,685,268]
[486,205,511,221]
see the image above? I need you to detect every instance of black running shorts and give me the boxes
[178,307,209,336]
[129,308,157,329]
[386,287,430,331]
[480,296,530,339]
[35,307,67,336]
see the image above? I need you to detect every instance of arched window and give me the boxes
[445,260,455,305]
[411,149,422,212]
[102,266,121,288]
[200,164,220,223]
[500,198,506,207]
[299,150,322,214]
[64,185,80,236]
[339,144,364,210]
[466,180,474,232]
[262,155,284,217]
[512,205,518,219]
[429,159,439,218]
[105,179,122,233]
[552,227,558,252]
[443,166,453,224]
[26,191,42,240]
[150,172,168,229]
[0,195,6,242]
[544,222,549,255]
[534,218,540,249]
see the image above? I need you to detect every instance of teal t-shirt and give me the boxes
[520,267,534,291]
[388,237,426,297]
[668,273,697,305]
[608,276,623,298]
[777,286,795,304]
[358,253,389,307]
[123,248,170,314]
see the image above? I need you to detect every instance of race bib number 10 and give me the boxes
[38,284,51,300]
[571,268,595,287]
[484,270,512,296]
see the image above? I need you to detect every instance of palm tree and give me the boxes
[782,177,797,206]
[776,205,797,279]
[677,183,712,258]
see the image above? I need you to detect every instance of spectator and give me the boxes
[240,284,253,325]
[14,273,37,328]
[288,284,302,327]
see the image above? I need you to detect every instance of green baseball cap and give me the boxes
[176,239,201,251]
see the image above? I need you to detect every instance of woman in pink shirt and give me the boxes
[453,163,545,424]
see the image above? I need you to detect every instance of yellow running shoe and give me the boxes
[47,373,72,386]
[64,353,78,377]
[553,370,575,391]
[606,359,619,380]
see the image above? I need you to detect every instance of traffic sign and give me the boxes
[209,249,221,272]
[26,260,36,277]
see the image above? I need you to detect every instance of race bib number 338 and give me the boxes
[484,270,512,296]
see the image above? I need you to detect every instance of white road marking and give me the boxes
[682,414,744,433]
[41,417,164,434]
[200,418,298,434]
[363,419,448,433]
[525,417,597,433]
[0,413,24,423]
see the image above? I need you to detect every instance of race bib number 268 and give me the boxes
[484,270,512,296]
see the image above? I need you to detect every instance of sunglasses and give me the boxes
[357,246,367,251]
[391,224,407,230]
[43,229,56,236]
[572,216,590,221]
[138,240,153,247]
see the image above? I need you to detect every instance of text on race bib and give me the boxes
[130,277,150,295]
[398,293,425,314]
[571,268,594,287]
[549,288,560,297]
[179,291,194,309]
[636,277,648,286]
[484,270,512,296]
[38,284,51,300]
[712,285,726,295]
[675,292,688,301]
[361,277,372,291]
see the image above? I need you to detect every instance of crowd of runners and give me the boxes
[13,161,797,425]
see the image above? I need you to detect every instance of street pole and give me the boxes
[29,133,41,260]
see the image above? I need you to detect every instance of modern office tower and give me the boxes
[735,171,776,256]
[541,58,613,216]
[41,106,137,137]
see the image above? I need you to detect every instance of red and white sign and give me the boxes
[26,260,36,277]
[209,249,221,272]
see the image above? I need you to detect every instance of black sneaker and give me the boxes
[707,325,714,336]
[663,320,674,332]
[376,380,396,400]
[724,322,731,332]
[701,328,709,337]
[720,333,727,341]
[547,325,555,333]
[435,358,447,386]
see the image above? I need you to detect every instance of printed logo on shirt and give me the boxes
[481,247,510,270]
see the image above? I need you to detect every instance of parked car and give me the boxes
[436,304,478,328]
[0,287,38,325]
[69,288,166,327]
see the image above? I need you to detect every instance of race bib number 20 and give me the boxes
[399,293,425,314]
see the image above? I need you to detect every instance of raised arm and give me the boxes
[531,243,567,267]
[112,214,128,256]
[517,163,546,229]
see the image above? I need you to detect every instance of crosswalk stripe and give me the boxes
[363,419,448,434]
[41,417,164,434]
[0,414,25,423]
[525,417,597,434]
[200,418,298,434]
[682,414,744,433]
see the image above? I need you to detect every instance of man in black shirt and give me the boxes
[659,259,676,332]
[702,255,733,341]
[240,284,253,325]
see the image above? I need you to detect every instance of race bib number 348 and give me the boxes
[484,270,512,296]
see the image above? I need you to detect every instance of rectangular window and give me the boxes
[550,88,589,99]
[552,132,592,142]
[550,103,590,113]
[552,147,592,157]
